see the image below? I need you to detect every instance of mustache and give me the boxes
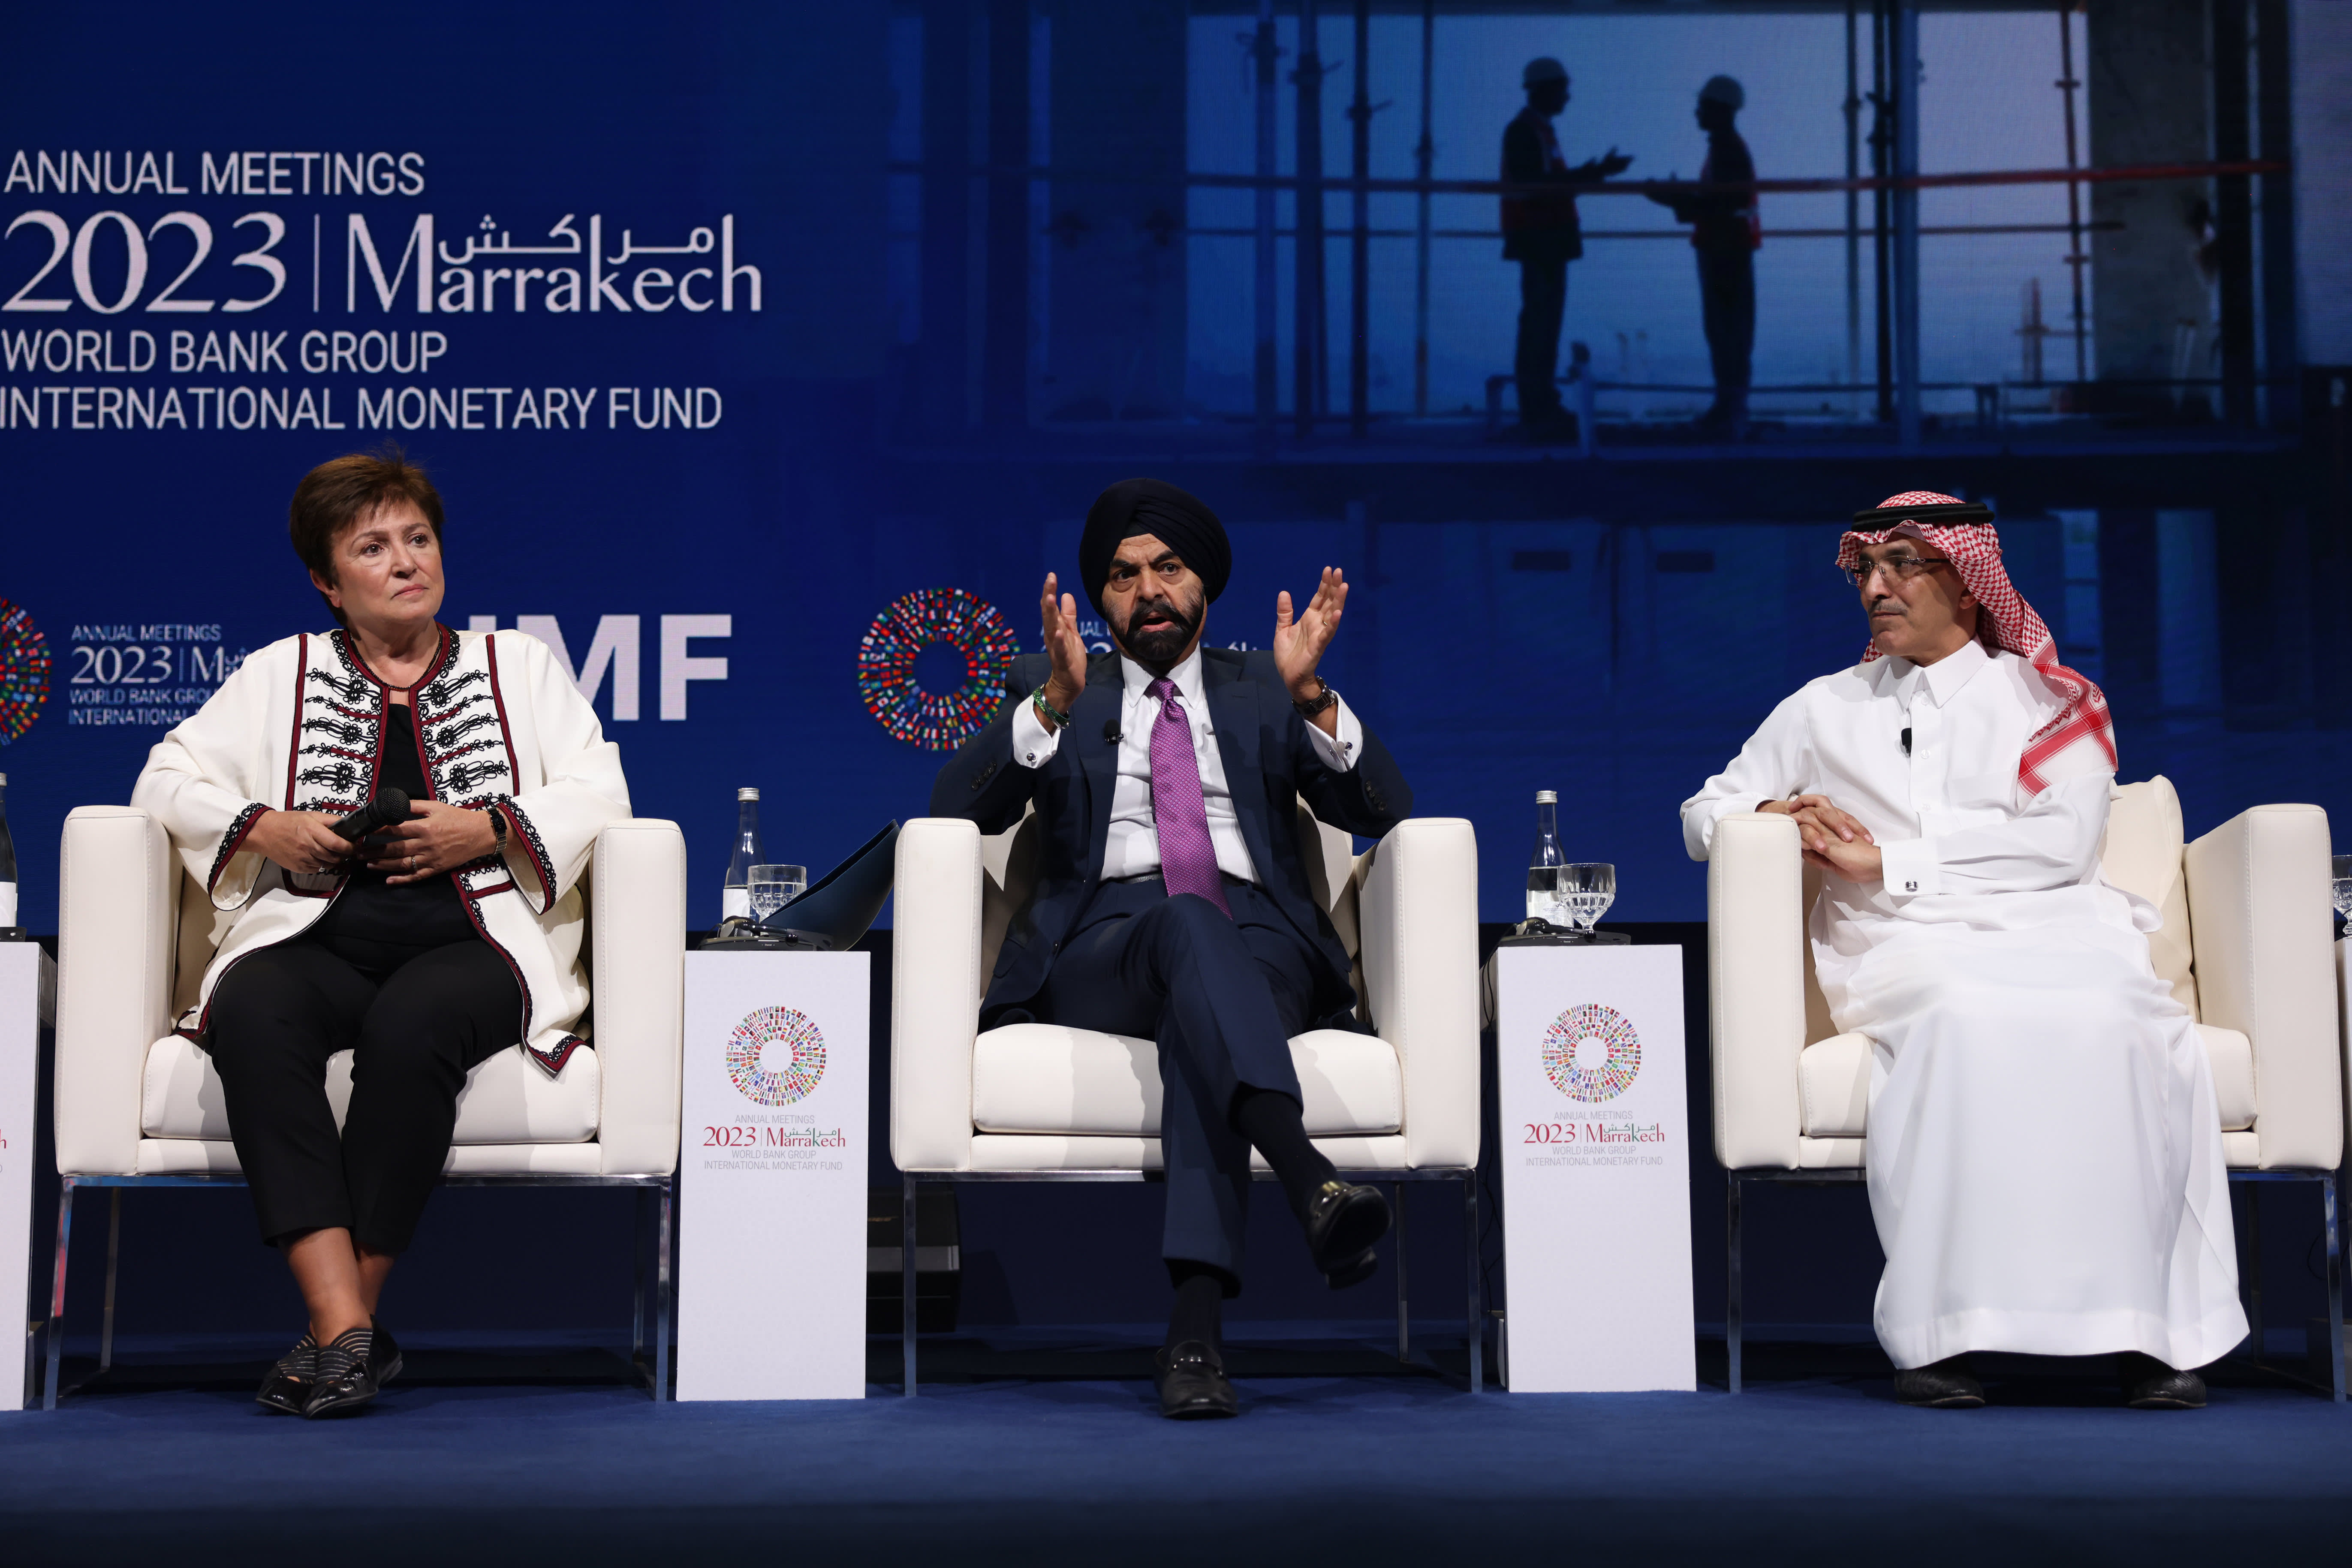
[1118,593,1201,641]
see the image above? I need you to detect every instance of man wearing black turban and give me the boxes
[932,477,1414,1420]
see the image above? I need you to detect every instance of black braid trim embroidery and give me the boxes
[304,666,373,705]
[500,800,558,907]
[294,759,369,796]
[421,668,488,707]
[206,802,269,892]
[423,711,500,747]
[525,1032,586,1074]
[298,714,372,745]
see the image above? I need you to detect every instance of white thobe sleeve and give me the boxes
[1879,770,2111,900]
[1010,697,1060,768]
[1680,689,1810,860]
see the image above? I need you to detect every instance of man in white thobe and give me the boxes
[1682,491,2244,1408]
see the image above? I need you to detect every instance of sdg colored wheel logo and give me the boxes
[0,599,52,745]
[857,587,1020,752]
[1542,1003,1641,1103]
[727,1006,827,1106]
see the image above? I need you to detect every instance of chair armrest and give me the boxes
[55,806,176,1176]
[2184,803,2342,1171]
[589,819,685,1177]
[891,819,982,1172]
[1708,813,1807,1170]
[1357,818,1480,1170]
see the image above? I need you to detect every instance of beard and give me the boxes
[1113,588,1203,667]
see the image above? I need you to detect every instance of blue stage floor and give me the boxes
[6,1328,2350,1565]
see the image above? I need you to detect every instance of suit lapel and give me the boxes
[1073,655,1123,879]
[1203,654,1277,885]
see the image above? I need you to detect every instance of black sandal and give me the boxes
[256,1333,316,1415]
[301,1327,380,1419]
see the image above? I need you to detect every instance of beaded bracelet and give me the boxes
[1031,687,1073,729]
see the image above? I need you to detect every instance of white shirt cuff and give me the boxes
[1879,837,1943,899]
[1303,696,1363,772]
[1010,695,1062,769]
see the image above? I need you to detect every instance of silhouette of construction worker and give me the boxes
[1649,75,1759,436]
[1502,57,1631,440]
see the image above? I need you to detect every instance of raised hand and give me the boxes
[1037,572,1088,725]
[1274,566,1347,704]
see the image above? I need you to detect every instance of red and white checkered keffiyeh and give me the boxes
[1837,490,2116,796]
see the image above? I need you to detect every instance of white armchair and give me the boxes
[890,808,1482,1391]
[45,805,687,1406]
[1707,777,2344,1397]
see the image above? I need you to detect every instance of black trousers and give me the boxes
[1697,247,1756,415]
[1514,255,1569,419]
[205,936,520,1252]
[1033,877,1320,1284]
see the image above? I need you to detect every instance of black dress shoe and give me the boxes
[1894,1355,1985,1408]
[301,1326,382,1419]
[256,1333,316,1416]
[1302,1180,1390,1288]
[1154,1340,1239,1420]
[2121,1353,2207,1409]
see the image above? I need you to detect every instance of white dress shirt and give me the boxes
[1010,648,1363,884]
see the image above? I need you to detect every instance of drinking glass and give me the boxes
[2333,854,2352,933]
[1559,863,1616,933]
[748,864,808,926]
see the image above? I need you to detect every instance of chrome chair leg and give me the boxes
[1463,1174,1482,1394]
[630,1185,649,1364]
[43,1179,74,1411]
[650,1180,674,1402]
[98,1190,121,1376]
[1726,1173,1744,1395]
[2234,1179,2266,1362]
[2325,1172,2344,1403]
[902,1174,919,1398]
[1393,1182,1409,1363]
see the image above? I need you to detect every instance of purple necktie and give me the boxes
[1146,678,1230,916]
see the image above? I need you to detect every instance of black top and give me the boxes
[308,705,478,970]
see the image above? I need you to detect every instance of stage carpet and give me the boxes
[4,1327,2349,1565]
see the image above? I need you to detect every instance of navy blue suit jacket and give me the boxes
[929,647,1412,1029]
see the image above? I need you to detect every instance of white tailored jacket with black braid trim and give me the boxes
[130,625,630,1074]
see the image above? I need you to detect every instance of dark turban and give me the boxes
[1077,479,1231,617]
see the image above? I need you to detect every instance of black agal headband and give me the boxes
[1848,499,1997,531]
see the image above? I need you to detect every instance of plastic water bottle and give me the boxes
[0,773,16,931]
[1526,789,1566,926]
[722,786,763,921]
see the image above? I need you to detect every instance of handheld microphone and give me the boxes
[1103,719,1122,745]
[332,789,412,842]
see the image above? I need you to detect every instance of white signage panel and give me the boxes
[676,950,870,1401]
[1497,944,1695,1393]
[0,945,41,1411]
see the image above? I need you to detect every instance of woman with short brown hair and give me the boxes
[133,448,629,1418]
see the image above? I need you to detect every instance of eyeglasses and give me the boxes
[1843,555,1951,588]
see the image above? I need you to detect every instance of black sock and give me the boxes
[1232,1087,1337,1222]
[1165,1263,1230,1352]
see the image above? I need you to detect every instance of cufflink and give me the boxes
[1903,879,1919,893]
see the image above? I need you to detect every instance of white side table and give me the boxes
[2,943,48,1411]
[1492,942,1695,1392]
[675,949,870,1400]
